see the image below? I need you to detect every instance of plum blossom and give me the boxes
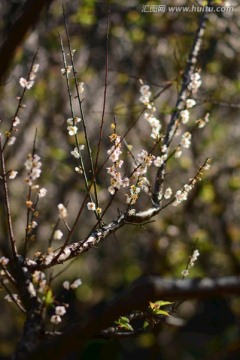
[67,126,78,136]
[181,132,192,148]
[13,117,20,127]
[0,257,9,266]
[87,202,96,211]
[25,154,42,184]
[70,279,82,289]
[9,170,18,179]
[58,204,68,219]
[164,187,172,199]
[51,315,62,324]
[55,306,66,316]
[180,110,189,124]
[186,99,196,109]
[8,136,16,146]
[39,188,47,198]
[188,72,201,93]
[54,230,63,240]
[78,82,84,94]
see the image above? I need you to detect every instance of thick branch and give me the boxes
[0,0,55,84]
[29,206,161,271]
[28,275,240,359]
[152,3,210,204]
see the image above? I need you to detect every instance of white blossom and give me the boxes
[154,155,167,167]
[25,154,42,182]
[32,64,40,73]
[161,145,167,153]
[197,112,210,128]
[67,126,78,136]
[32,271,45,283]
[19,77,34,89]
[67,117,81,125]
[31,221,38,229]
[51,315,62,324]
[189,249,200,268]
[139,85,151,104]
[13,117,20,127]
[78,82,85,94]
[8,136,16,146]
[44,253,54,265]
[39,188,47,198]
[63,281,70,290]
[128,209,136,216]
[54,230,63,240]
[186,99,196,109]
[188,72,201,93]
[181,132,192,148]
[57,247,71,261]
[55,306,66,316]
[0,256,9,266]
[181,269,189,277]
[87,202,96,211]
[58,203,68,219]
[75,166,83,173]
[61,66,72,76]
[9,170,18,179]
[4,294,18,303]
[164,187,172,199]
[19,77,28,88]
[180,110,190,124]
[108,186,115,195]
[70,279,82,289]
[71,147,81,159]
[28,282,37,297]
[175,147,182,158]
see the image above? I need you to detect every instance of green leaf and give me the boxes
[124,323,134,331]
[154,301,174,307]
[155,309,170,316]
[119,316,129,323]
[143,321,149,329]
[44,289,54,306]
[115,316,133,331]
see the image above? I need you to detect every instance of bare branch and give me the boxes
[0,0,55,84]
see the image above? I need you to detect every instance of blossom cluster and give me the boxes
[181,132,192,149]
[188,72,201,94]
[63,278,82,290]
[51,305,67,325]
[181,249,200,278]
[172,158,211,207]
[135,150,155,176]
[107,132,129,195]
[19,63,39,90]
[139,84,162,140]
[24,153,42,186]
[58,203,68,219]
[125,150,155,204]
[173,184,193,206]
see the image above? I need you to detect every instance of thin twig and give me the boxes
[0,137,17,260]
[62,5,100,216]
[94,5,110,188]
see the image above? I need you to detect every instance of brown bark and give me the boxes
[0,0,55,84]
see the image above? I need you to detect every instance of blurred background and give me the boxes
[0,0,240,359]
